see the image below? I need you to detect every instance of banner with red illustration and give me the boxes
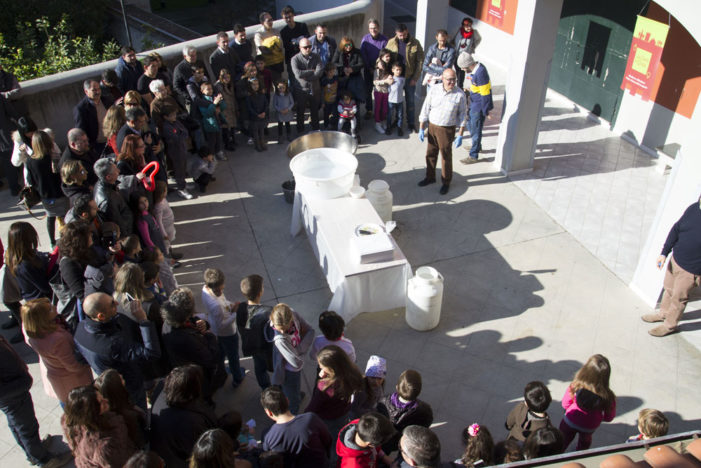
[621,16,669,101]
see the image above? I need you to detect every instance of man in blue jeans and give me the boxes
[457,52,493,163]
[0,336,72,467]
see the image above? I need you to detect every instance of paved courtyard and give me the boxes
[1,65,700,466]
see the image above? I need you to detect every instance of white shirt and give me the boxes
[199,287,237,337]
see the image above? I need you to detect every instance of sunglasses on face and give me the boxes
[301,45,311,49]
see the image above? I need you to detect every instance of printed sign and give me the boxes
[621,15,669,100]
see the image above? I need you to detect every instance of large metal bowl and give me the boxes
[287,131,357,159]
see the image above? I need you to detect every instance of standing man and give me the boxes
[115,46,144,93]
[229,24,254,77]
[93,159,134,236]
[417,68,467,195]
[209,31,241,80]
[291,37,324,134]
[360,18,388,120]
[280,5,309,83]
[261,386,332,467]
[173,46,204,109]
[74,292,160,410]
[309,24,337,68]
[59,128,98,187]
[422,30,457,88]
[643,197,701,337]
[457,53,493,164]
[73,79,113,155]
[386,24,424,133]
[0,335,72,468]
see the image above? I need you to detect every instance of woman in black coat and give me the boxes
[26,130,69,247]
[149,365,217,468]
[332,37,366,103]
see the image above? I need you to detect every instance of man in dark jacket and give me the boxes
[74,292,160,410]
[73,79,113,154]
[209,31,240,81]
[93,158,134,236]
[173,46,206,109]
[161,288,226,398]
[58,128,98,187]
[229,24,254,72]
[115,45,144,93]
[643,197,701,337]
[0,336,73,467]
[291,38,324,133]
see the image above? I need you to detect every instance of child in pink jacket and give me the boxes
[559,354,616,451]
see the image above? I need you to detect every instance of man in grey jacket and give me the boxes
[291,37,324,134]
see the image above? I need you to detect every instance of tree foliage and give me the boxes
[0,15,120,81]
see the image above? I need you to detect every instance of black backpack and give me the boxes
[237,303,273,357]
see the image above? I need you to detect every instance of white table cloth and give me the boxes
[291,191,411,322]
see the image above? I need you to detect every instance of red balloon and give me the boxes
[140,161,160,192]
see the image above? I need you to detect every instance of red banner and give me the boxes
[621,16,669,101]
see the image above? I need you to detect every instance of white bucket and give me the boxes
[290,148,358,199]
[406,266,444,331]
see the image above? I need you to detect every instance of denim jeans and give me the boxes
[387,102,404,129]
[468,108,486,159]
[281,368,302,414]
[218,334,244,384]
[404,83,416,128]
[252,351,271,390]
[0,392,49,465]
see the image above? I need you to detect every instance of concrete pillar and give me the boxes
[494,0,564,174]
[415,0,449,50]
[630,99,701,307]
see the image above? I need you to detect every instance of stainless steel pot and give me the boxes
[286,131,357,159]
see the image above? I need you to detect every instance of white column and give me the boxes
[415,0,449,50]
[630,101,701,307]
[494,0,563,174]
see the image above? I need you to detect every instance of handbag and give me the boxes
[17,186,46,220]
[49,257,80,331]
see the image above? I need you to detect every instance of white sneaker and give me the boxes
[247,138,254,145]
[177,189,194,200]
[375,122,384,134]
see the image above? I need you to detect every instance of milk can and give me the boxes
[406,266,444,331]
[366,179,393,222]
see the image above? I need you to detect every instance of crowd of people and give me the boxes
[0,5,688,468]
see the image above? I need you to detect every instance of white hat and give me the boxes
[365,355,387,378]
[457,52,476,70]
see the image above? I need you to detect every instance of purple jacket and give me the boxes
[360,33,388,70]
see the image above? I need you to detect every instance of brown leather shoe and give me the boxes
[641,313,664,323]
[648,325,677,337]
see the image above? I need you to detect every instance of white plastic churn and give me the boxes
[406,266,444,331]
[366,179,393,222]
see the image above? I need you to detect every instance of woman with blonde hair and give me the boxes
[26,129,68,247]
[114,263,169,380]
[103,105,126,156]
[264,303,314,414]
[114,263,160,324]
[60,160,90,204]
[21,298,93,405]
